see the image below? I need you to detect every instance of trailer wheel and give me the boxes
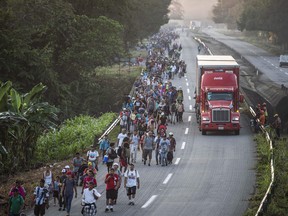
[235,130,240,135]
[202,130,207,135]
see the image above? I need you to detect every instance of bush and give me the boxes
[34,113,117,164]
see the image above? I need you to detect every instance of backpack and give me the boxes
[171,103,176,112]
[177,104,183,112]
[108,148,118,159]
[117,146,122,157]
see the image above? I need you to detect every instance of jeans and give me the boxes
[155,149,160,164]
[161,151,167,166]
[65,193,73,213]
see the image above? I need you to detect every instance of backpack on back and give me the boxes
[108,148,118,159]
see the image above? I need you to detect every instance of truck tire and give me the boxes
[235,130,240,135]
[202,130,207,135]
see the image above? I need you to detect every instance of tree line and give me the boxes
[0,0,172,119]
[212,0,288,48]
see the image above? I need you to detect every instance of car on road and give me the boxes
[279,55,288,67]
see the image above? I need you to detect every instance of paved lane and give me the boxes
[29,31,256,216]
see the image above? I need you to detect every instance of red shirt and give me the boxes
[83,176,97,188]
[105,174,119,190]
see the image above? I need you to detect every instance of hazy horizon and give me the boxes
[179,0,217,20]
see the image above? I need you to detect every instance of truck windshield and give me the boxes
[207,92,233,101]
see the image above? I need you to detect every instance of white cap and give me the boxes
[169,132,173,136]
[65,165,70,169]
[61,169,66,173]
[113,163,119,167]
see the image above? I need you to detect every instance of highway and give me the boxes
[28,31,256,216]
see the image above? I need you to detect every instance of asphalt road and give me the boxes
[203,29,288,85]
[27,31,256,216]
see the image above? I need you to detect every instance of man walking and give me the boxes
[124,163,140,205]
[7,188,24,216]
[143,131,155,166]
[81,181,101,216]
[104,168,120,212]
[32,179,49,216]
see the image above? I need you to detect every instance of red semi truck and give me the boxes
[194,55,243,135]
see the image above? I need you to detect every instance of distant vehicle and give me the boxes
[279,55,288,67]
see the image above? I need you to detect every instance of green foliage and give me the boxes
[35,113,117,163]
[0,81,59,174]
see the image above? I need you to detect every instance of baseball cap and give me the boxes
[65,165,70,169]
[113,163,119,167]
[61,169,66,173]
[88,162,92,166]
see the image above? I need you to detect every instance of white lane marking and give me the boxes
[188,116,191,122]
[141,195,158,208]
[181,142,186,149]
[187,89,190,93]
[185,78,188,81]
[185,128,189,134]
[189,105,192,110]
[174,158,180,165]
[188,96,191,100]
[186,82,189,86]
[163,173,173,184]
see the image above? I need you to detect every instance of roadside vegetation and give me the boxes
[244,129,288,216]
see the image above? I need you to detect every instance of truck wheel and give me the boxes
[235,130,240,135]
[202,130,207,135]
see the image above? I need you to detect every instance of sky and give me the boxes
[179,0,217,20]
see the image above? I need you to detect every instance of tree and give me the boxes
[169,0,184,20]
[0,81,59,173]
[238,0,288,47]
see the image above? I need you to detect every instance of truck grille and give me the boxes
[212,109,230,122]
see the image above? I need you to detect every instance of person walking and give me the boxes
[72,152,85,185]
[104,168,120,212]
[105,142,118,173]
[159,136,170,166]
[124,163,140,205]
[7,188,24,216]
[59,169,67,211]
[130,130,140,163]
[112,163,122,205]
[86,146,99,171]
[99,134,110,163]
[154,133,161,165]
[63,171,77,216]
[43,165,54,194]
[31,179,49,216]
[143,131,155,166]
[272,114,282,139]
[168,132,176,164]
[81,181,101,216]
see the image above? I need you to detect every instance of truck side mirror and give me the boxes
[239,94,244,103]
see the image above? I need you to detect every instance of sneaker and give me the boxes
[131,202,135,206]
[128,201,132,205]
[105,208,109,212]
[58,208,62,211]
[63,208,66,211]
[148,163,150,166]
[144,160,146,165]
[110,208,113,212]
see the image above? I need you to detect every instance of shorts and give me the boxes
[126,186,137,196]
[34,204,46,216]
[53,190,59,198]
[106,189,117,200]
[106,161,113,168]
[143,149,152,160]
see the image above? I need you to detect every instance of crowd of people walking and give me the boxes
[5,30,185,216]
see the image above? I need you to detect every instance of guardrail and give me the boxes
[193,37,213,55]
[249,106,275,216]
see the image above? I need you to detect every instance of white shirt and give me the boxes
[117,133,127,147]
[87,150,99,161]
[82,188,101,204]
[130,135,139,152]
[124,169,140,187]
